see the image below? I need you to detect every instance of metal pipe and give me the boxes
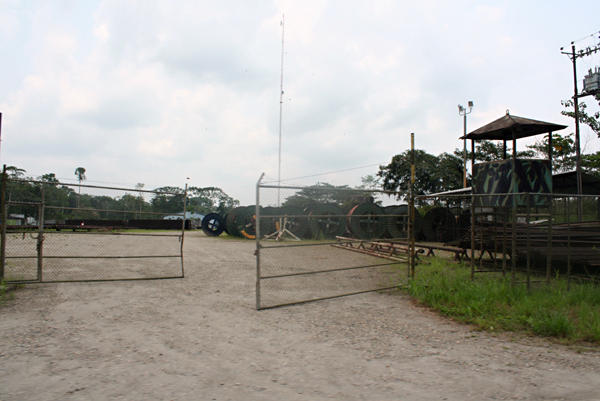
[180,183,188,278]
[526,193,531,290]
[511,130,517,286]
[0,165,6,280]
[37,184,45,282]
[410,133,416,279]
[256,172,265,310]
[470,194,475,280]
[546,194,553,284]
[548,132,553,166]
[567,197,572,290]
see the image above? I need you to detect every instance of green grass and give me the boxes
[404,259,600,344]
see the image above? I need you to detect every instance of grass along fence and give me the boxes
[405,257,600,343]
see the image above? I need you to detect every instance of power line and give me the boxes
[263,161,390,184]
[570,30,600,45]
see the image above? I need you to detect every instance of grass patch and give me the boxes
[0,279,24,304]
[404,258,600,344]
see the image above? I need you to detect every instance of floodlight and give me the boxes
[468,101,474,108]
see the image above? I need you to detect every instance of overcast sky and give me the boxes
[1,0,600,204]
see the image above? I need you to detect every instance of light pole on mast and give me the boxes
[458,101,474,188]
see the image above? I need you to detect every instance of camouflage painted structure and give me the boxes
[472,159,552,206]
[461,111,566,207]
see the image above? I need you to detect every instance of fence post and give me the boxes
[180,184,188,278]
[256,173,265,310]
[546,195,553,284]
[567,197,571,290]
[36,184,45,282]
[409,133,415,279]
[502,207,507,277]
[526,192,531,290]
[511,194,517,287]
[470,195,475,280]
[0,165,6,281]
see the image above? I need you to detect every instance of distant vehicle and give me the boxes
[7,214,37,226]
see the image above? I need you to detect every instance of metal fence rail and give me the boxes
[1,176,187,283]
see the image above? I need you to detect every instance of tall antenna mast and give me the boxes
[277,14,285,206]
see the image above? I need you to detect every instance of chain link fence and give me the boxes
[1,177,187,283]
[255,179,414,309]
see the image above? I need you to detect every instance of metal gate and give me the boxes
[1,176,186,283]
[255,177,412,309]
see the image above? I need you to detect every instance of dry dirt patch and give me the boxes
[1,232,599,401]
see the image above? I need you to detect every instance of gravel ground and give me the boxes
[1,232,599,401]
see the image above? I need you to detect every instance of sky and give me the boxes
[1,0,600,205]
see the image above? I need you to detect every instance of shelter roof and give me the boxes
[460,111,567,141]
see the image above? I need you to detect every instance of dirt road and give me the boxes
[1,232,599,400]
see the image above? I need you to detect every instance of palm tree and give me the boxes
[135,182,145,218]
[74,167,86,217]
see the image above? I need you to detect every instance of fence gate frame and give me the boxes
[0,170,187,284]
[255,174,413,310]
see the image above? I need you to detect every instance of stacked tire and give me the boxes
[202,203,463,243]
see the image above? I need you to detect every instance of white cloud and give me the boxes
[1,0,600,204]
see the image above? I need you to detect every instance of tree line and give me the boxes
[2,166,240,221]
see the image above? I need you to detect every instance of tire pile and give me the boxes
[201,204,464,243]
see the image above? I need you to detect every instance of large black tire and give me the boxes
[225,206,247,238]
[386,205,422,239]
[235,206,258,240]
[222,213,229,235]
[201,213,224,237]
[258,206,277,237]
[307,203,346,239]
[422,207,458,243]
[279,205,309,238]
[347,203,388,240]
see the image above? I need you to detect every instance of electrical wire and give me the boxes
[262,161,390,185]
[571,30,600,45]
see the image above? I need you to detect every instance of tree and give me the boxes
[357,174,381,190]
[526,133,576,173]
[135,183,145,218]
[558,96,600,177]
[454,140,534,164]
[3,166,30,204]
[281,182,370,212]
[561,98,600,139]
[6,166,27,179]
[582,152,600,176]
[74,167,86,215]
[187,186,239,215]
[378,149,464,197]
[39,173,60,183]
[74,167,86,184]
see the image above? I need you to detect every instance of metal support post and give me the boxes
[0,165,6,281]
[256,173,265,310]
[36,184,45,282]
[526,193,531,290]
[409,133,416,279]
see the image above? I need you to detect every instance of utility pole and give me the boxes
[458,101,473,188]
[561,37,600,221]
